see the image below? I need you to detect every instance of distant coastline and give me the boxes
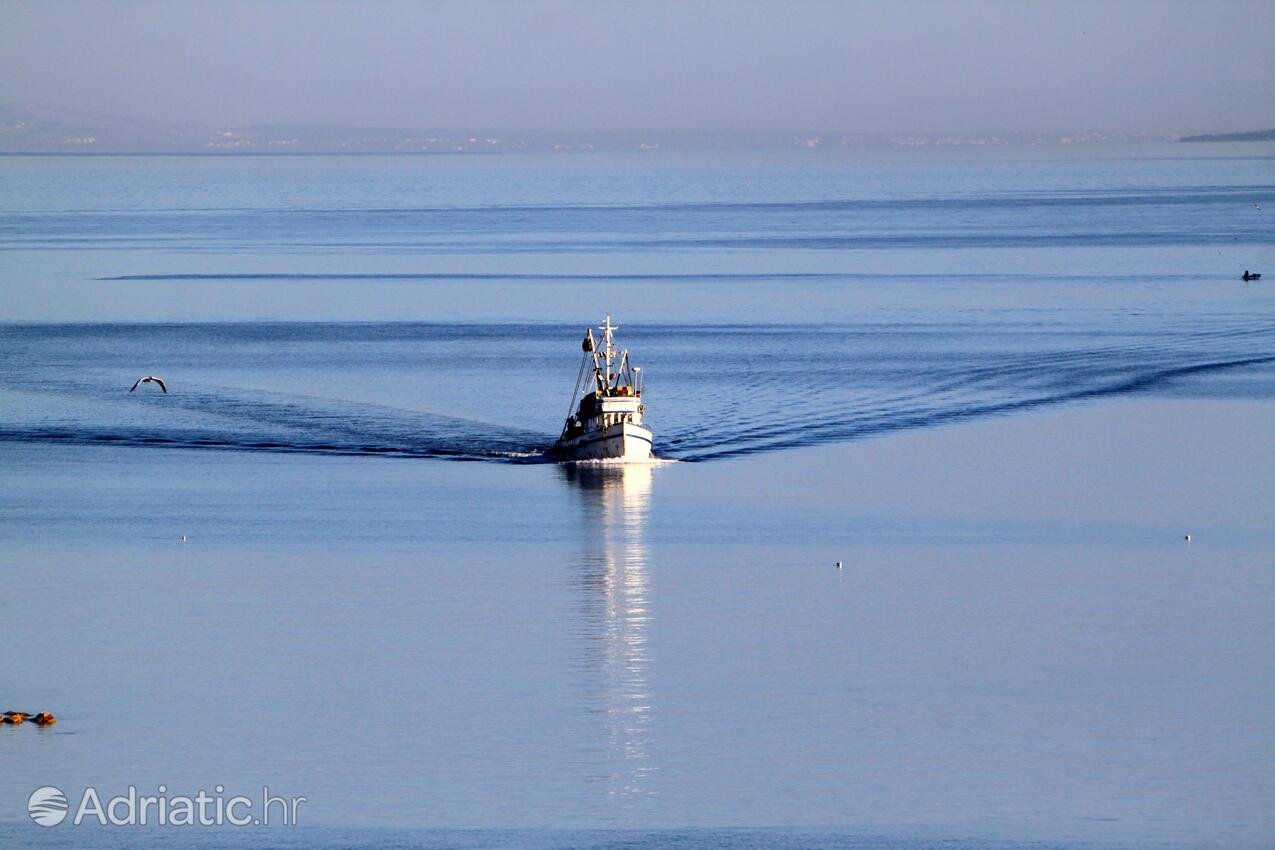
[1180,129,1275,142]
[8,102,1272,154]
[1,102,1182,155]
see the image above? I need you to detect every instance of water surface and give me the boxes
[1,150,1273,849]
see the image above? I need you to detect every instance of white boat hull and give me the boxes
[553,421,653,462]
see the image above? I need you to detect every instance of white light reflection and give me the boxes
[562,462,656,808]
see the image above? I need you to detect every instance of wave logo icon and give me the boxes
[27,786,69,826]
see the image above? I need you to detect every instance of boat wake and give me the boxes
[563,457,682,467]
[661,351,1275,461]
[2,321,1273,464]
[0,381,552,462]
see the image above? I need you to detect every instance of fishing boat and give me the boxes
[552,316,653,462]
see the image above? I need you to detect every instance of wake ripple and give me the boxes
[666,354,1275,461]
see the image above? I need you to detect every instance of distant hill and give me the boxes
[0,103,828,153]
[1179,129,1275,142]
[0,103,229,152]
[0,103,512,153]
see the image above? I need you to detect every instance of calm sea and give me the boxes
[1,147,1273,849]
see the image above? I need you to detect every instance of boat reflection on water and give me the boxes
[560,462,656,808]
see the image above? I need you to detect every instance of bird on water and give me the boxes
[130,376,168,393]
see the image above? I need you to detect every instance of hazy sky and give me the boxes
[4,0,1273,133]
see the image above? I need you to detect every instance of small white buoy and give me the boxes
[835,560,843,569]
[1184,534,1191,543]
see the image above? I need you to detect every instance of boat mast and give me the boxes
[601,314,617,391]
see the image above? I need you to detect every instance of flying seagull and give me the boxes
[130,376,167,394]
